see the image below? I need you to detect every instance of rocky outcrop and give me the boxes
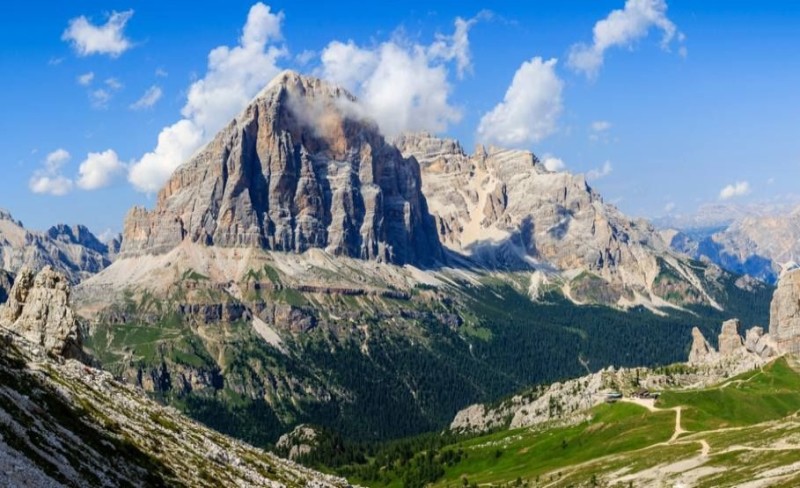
[397,132,721,308]
[276,424,321,461]
[769,267,800,354]
[0,209,112,283]
[718,319,744,355]
[744,326,777,358]
[121,71,442,267]
[688,327,715,364]
[0,267,84,359]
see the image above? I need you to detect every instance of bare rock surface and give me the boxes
[770,267,800,354]
[0,267,84,359]
[0,327,352,487]
[121,71,441,267]
[276,424,321,461]
[688,327,716,364]
[397,132,723,309]
[718,318,744,355]
[0,209,111,283]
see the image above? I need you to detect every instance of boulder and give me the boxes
[0,266,85,359]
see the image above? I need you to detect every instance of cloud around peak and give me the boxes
[128,2,286,193]
[319,13,485,138]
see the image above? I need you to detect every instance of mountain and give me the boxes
[0,209,112,283]
[121,70,441,266]
[398,132,744,310]
[661,204,800,284]
[75,71,773,448]
[0,268,350,487]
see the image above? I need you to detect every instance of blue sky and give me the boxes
[1,1,799,236]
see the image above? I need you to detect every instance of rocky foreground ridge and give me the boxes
[0,267,351,487]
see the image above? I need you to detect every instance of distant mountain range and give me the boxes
[0,209,116,283]
[657,203,800,284]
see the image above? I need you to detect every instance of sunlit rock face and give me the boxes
[121,71,442,267]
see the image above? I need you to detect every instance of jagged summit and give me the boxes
[121,71,442,266]
[0,209,111,283]
[398,131,724,309]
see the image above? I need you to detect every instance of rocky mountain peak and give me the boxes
[121,71,442,266]
[398,132,717,308]
[0,208,22,226]
[0,210,112,283]
[0,266,84,359]
[46,224,108,254]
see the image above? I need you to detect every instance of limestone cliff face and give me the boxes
[769,268,800,353]
[0,210,111,283]
[121,71,442,266]
[396,132,716,307]
[0,266,84,359]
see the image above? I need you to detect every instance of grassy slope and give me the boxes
[659,357,800,430]
[346,357,800,487]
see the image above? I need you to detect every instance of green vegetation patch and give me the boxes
[658,357,800,431]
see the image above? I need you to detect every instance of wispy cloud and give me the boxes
[77,72,95,86]
[587,161,613,180]
[130,85,163,110]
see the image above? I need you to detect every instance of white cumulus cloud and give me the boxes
[587,161,613,180]
[62,10,134,57]
[541,155,566,172]
[319,14,483,137]
[476,57,563,147]
[719,181,751,200]
[29,149,74,196]
[128,2,286,193]
[130,85,163,110]
[77,150,126,190]
[567,0,683,78]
